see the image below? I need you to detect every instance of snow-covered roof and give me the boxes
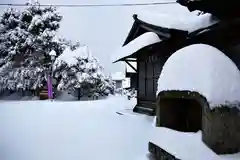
[137,12,218,33]
[150,127,240,160]
[112,72,125,81]
[157,44,240,109]
[112,32,161,63]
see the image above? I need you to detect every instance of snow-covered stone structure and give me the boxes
[157,44,240,108]
[156,44,240,154]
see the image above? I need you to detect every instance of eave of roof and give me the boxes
[115,13,221,63]
[112,15,188,63]
[112,41,162,63]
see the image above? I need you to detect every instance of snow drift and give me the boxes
[0,96,153,160]
[157,44,240,109]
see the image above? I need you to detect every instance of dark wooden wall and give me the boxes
[130,75,137,89]
[126,72,137,89]
[223,44,240,71]
[137,49,168,108]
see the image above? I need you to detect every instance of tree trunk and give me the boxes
[21,89,25,96]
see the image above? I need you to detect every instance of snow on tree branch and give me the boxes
[53,46,115,98]
[0,1,74,92]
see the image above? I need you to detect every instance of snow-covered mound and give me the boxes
[137,12,218,32]
[157,44,240,109]
[112,32,161,62]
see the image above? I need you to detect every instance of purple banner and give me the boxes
[47,76,53,99]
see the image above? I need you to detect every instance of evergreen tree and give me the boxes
[53,46,115,99]
[0,0,77,92]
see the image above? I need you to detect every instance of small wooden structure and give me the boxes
[39,89,49,100]
[113,15,188,115]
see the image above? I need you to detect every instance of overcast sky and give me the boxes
[0,0,193,74]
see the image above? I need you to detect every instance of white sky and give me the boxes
[0,0,193,74]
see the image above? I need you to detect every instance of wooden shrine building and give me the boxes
[113,0,240,115]
[113,14,189,115]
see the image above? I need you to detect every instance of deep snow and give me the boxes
[0,95,239,160]
[0,96,154,160]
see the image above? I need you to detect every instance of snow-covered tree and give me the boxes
[53,46,115,99]
[0,1,62,63]
[0,1,78,92]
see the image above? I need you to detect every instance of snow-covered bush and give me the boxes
[115,88,136,99]
[103,76,116,95]
[126,88,137,98]
[53,46,115,99]
[115,88,124,95]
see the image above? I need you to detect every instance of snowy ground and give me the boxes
[1,95,239,160]
[150,128,240,160]
[0,95,154,160]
